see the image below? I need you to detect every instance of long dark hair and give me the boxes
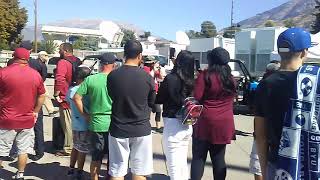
[172,50,195,95]
[206,50,236,95]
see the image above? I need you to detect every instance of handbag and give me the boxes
[175,74,205,125]
[176,97,203,125]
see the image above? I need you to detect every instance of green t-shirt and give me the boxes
[76,73,112,132]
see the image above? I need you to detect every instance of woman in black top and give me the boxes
[156,50,195,180]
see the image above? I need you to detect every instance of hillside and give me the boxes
[238,0,316,29]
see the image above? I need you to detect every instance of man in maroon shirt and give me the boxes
[0,48,45,179]
[54,43,81,156]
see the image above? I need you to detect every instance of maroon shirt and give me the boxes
[0,63,45,130]
[54,55,78,109]
[193,70,235,144]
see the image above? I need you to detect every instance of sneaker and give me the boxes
[28,153,44,161]
[12,174,24,180]
[1,154,16,161]
[55,150,71,157]
[11,177,24,180]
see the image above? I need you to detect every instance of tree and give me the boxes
[186,30,203,39]
[82,37,99,51]
[264,20,276,27]
[223,25,241,38]
[139,31,151,39]
[121,29,136,46]
[186,21,217,39]
[0,39,10,50]
[0,0,28,48]
[43,40,58,54]
[283,19,296,28]
[201,21,217,38]
[311,0,320,34]
[73,37,85,50]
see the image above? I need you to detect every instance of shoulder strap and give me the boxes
[63,56,80,86]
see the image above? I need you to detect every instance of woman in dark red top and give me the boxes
[191,47,236,180]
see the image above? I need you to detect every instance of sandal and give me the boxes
[54,151,70,157]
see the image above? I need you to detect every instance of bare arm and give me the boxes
[34,94,46,113]
[73,93,90,122]
[254,116,268,179]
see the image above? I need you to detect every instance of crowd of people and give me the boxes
[0,27,318,180]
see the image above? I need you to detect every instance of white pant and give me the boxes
[108,134,153,177]
[162,117,193,180]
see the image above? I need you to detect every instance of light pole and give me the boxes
[34,0,38,53]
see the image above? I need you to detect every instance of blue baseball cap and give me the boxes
[277,28,312,53]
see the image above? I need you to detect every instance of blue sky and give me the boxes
[20,0,288,40]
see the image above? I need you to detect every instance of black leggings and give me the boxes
[191,137,227,180]
[153,104,161,122]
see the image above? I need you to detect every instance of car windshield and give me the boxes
[154,56,168,66]
[82,58,98,67]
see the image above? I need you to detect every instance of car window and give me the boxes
[82,59,98,67]
[155,56,168,66]
[48,57,60,65]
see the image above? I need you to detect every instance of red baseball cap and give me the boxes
[13,48,30,61]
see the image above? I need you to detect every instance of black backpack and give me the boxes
[64,56,82,86]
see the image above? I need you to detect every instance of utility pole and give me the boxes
[231,0,234,27]
[34,0,38,53]
[230,0,236,37]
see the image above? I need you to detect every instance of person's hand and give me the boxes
[83,113,90,123]
[33,112,38,123]
[54,96,63,103]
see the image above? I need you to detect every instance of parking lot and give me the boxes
[0,78,255,180]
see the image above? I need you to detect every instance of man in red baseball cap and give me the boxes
[0,48,46,179]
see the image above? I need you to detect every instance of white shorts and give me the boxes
[249,140,262,176]
[108,134,153,177]
[0,128,35,157]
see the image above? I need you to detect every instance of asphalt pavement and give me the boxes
[0,78,255,180]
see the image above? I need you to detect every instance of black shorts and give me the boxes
[90,132,109,161]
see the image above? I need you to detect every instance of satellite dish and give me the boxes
[176,31,190,45]
[99,21,121,42]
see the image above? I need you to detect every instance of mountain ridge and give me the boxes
[238,0,316,29]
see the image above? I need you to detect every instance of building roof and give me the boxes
[42,25,102,37]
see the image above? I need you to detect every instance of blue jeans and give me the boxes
[34,109,44,156]
[266,162,276,180]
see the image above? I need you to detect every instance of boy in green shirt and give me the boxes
[73,53,117,180]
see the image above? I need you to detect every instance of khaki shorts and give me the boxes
[0,128,35,157]
[73,131,90,154]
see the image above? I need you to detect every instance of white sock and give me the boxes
[16,171,24,178]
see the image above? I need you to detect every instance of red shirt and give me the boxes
[0,63,45,130]
[54,55,78,109]
[193,70,235,144]
[143,66,160,92]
